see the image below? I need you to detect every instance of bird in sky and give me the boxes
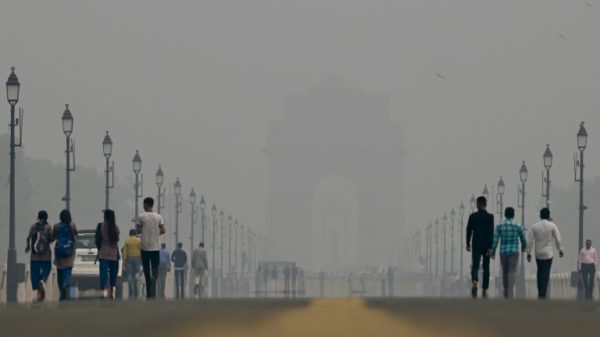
[557,34,567,40]
[436,73,446,80]
[585,2,594,8]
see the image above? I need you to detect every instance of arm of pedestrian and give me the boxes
[559,250,564,258]
[527,254,532,263]
[159,224,166,236]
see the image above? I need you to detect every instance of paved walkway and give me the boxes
[1,298,599,337]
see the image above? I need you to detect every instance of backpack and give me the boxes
[31,222,50,255]
[55,223,74,258]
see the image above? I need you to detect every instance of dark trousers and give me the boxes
[175,269,185,299]
[157,264,168,299]
[30,260,52,290]
[57,268,73,300]
[500,253,519,298]
[141,250,159,299]
[582,263,596,300]
[99,258,119,289]
[471,249,491,289]
[536,258,553,298]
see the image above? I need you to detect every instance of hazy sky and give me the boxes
[1,0,599,250]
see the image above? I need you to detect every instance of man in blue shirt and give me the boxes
[488,207,527,298]
[158,243,171,299]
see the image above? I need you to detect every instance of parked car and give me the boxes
[71,229,123,298]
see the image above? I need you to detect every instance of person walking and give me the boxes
[136,197,166,299]
[53,209,78,301]
[25,210,54,302]
[122,228,141,299]
[488,207,527,299]
[579,239,597,300]
[97,209,120,299]
[466,196,495,298]
[158,243,171,299]
[171,242,188,299]
[191,242,208,298]
[526,208,564,299]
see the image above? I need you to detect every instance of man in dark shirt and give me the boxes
[466,196,494,298]
[171,242,188,299]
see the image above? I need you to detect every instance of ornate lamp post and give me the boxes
[442,214,448,275]
[575,122,588,299]
[482,184,489,202]
[228,214,233,275]
[434,218,439,279]
[102,132,114,210]
[450,209,456,274]
[211,203,218,297]
[174,178,182,245]
[516,161,528,298]
[234,219,239,276]
[219,209,225,285]
[459,202,465,278]
[62,104,75,210]
[132,150,143,223]
[200,196,206,243]
[470,194,476,213]
[189,188,197,256]
[497,176,505,219]
[5,67,20,303]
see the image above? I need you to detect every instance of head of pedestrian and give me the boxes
[161,243,166,250]
[540,207,550,220]
[177,242,183,249]
[59,209,72,225]
[143,197,154,212]
[199,242,204,248]
[129,229,137,237]
[504,207,515,220]
[586,239,592,249]
[476,196,487,211]
[37,210,48,224]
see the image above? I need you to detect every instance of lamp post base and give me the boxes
[6,247,17,303]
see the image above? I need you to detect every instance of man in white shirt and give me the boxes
[136,197,166,299]
[526,208,564,299]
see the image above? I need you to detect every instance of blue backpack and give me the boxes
[55,223,74,258]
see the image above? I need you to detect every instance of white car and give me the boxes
[71,229,123,298]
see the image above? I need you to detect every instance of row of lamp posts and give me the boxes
[3,67,267,302]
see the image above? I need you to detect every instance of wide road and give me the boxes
[1,298,598,337]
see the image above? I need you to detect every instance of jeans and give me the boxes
[30,260,52,290]
[175,269,185,299]
[536,258,553,299]
[471,248,491,289]
[99,258,119,290]
[57,268,72,300]
[193,268,206,298]
[158,264,168,299]
[582,263,596,300]
[126,258,142,299]
[141,250,160,299]
[500,253,519,298]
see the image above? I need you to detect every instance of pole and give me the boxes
[65,134,71,210]
[190,204,195,262]
[578,149,584,257]
[201,210,205,243]
[435,224,439,279]
[517,182,526,298]
[460,214,464,278]
[105,157,110,210]
[175,196,180,245]
[134,172,139,223]
[228,220,232,275]
[234,224,238,276]
[220,218,224,282]
[212,213,217,297]
[450,218,454,274]
[443,222,447,275]
[157,185,161,214]
[6,104,17,302]
[546,167,551,209]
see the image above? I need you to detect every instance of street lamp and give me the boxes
[470,194,476,213]
[442,214,448,276]
[5,67,20,303]
[211,203,218,297]
[497,176,505,220]
[189,188,197,256]
[450,209,455,274]
[575,121,588,299]
[219,209,225,285]
[543,144,553,209]
[62,104,76,210]
[174,178,182,244]
[482,184,489,202]
[132,150,143,224]
[234,219,239,276]
[228,214,233,275]
[155,166,165,214]
[459,202,465,278]
[200,196,206,243]
[426,223,433,278]
[434,218,439,279]
[102,131,114,210]
[517,161,528,298]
